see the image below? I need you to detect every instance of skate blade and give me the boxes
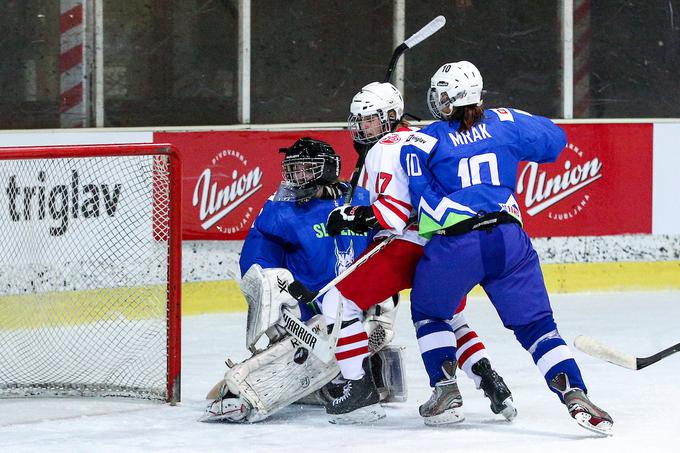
[499,397,517,421]
[328,404,386,425]
[574,413,613,436]
[423,408,465,426]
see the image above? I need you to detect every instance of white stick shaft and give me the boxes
[404,15,446,48]
[574,335,637,370]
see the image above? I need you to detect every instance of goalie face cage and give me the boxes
[0,144,181,403]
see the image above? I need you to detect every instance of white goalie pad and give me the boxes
[365,295,400,353]
[241,264,300,349]
[373,345,408,403]
[202,315,339,423]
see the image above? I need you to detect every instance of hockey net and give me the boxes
[0,144,181,403]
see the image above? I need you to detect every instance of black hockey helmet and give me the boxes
[279,137,341,188]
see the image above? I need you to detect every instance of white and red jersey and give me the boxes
[362,127,426,245]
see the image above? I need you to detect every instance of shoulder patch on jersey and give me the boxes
[404,132,437,154]
[490,108,515,122]
[379,133,402,145]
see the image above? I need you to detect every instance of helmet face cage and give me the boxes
[347,111,393,144]
[348,82,404,144]
[280,137,341,189]
[427,87,450,120]
[281,157,332,188]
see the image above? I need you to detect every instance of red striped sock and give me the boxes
[335,319,369,380]
[455,326,489,389]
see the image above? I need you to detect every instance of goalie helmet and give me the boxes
[348,82,404,144]
[279,137,341,189]
[427,61,483,120]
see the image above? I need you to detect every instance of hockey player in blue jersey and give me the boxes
[202,137,404,423]
[239,136,372,320]
[400,61,613,435]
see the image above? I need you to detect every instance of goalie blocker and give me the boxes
[200,265,406,423]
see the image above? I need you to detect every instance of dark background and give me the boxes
[1,0,678,128]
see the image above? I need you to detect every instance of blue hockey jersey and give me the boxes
[239,185,373,297]
[400,108,566,237]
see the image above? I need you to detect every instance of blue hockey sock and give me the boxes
[513,316,587,401]
[415,320,457,387]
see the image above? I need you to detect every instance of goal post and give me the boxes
[0,143,182,403]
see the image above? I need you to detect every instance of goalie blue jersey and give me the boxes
[239,185,373,296]
[400,108,566,237]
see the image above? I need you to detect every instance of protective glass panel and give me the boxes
[404,1,561,119]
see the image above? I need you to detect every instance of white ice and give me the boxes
[1,291,679,453]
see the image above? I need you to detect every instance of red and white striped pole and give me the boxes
[60,0,89,128]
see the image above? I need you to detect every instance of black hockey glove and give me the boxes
[326,205,380,236]
[316,182,346,200]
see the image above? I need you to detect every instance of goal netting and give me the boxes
[0,144,181,402]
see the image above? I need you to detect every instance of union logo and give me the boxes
[516,143,603,222]
[192,149,263,233]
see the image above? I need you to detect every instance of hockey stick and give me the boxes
[344,15,446,205]
[283,18,446,362]
[288,221,415,363]
[574,335,680,370]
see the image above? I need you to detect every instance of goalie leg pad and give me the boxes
[241,264,300,350]
[371,345,408,403]
[365,294,400,354]
[224,315,340,422]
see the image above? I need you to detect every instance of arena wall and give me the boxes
[1,121,678,315]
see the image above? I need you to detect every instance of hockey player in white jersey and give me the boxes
[293,82,516,424]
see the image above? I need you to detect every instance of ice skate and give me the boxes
[550,372,613,436]
[419,360,464,426]
[471,357,517,421]
[326,359,385,424]
[319,375,347,404]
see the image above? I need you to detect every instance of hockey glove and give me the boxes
[326,205,380,236]
[316,182,346,200]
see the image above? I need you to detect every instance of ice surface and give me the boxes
[1,291,679,453]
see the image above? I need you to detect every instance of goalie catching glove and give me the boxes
[326,205,380,236]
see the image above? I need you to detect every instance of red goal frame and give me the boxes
[0,143,182,403]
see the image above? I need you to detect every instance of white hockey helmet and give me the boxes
[428,61,483,120]
[348,82,404,144]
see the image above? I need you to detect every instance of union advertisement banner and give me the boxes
[156,123,653,240]
[154,131,359,240]
[519,123,653,237]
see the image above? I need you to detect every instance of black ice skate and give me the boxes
[471,357,517,421]
[419,360,464,426]
[319,375,347,404]
[326,359,385,424]
[549,372,613,436]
